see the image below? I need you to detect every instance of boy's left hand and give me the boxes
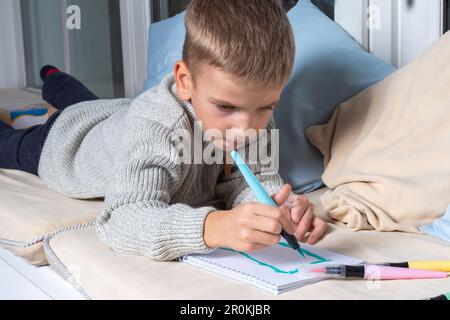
[273,184,328,245]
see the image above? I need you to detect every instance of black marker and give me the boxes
[423,293,450,300]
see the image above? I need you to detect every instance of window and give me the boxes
[20,0,124,98]
[151,0,190,22]
[284,0,335,19]
[150,0,335,23]
[445,0,449,32]
[312,0,335,20]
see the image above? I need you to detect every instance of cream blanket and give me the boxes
[306,31,450,232]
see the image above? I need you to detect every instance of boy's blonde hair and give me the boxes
[183,0,295,87]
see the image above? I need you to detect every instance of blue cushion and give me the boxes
[143,0,396,194]
[275,0,396,194]
[143,11,186,91]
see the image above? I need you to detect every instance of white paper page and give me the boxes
[183,242,364,295]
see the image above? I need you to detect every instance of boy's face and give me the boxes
[175,62,285,152]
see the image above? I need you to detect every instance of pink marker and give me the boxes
[304,265,448,280]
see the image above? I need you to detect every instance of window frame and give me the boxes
[0,0,27,89]
[9,1,442,93]
[1,0,149,98]
[119,0,152,98]
[444,0,449,32]
[335,0,370,51]
[368,0,443,67]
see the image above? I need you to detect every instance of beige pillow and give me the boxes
[306,31,450,232]
[0,169,103,265]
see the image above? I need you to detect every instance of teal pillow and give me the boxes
[143,0,396,194]
[275,0,395,194]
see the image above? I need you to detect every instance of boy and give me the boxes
[0,0,326,261]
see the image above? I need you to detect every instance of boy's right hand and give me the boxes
[204,202,296,253]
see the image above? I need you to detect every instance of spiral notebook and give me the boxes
[181,242,364,295]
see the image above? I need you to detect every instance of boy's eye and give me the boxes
[215,104,275,112]
[216,105,236,111]
[262,105,275,111]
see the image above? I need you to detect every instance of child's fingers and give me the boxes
[284,193,298,209]
[242,230,281,247]
[250,215,283,235]
[250,203,296,234]
[294,205,314,242]
[242,243,268,253]
[295,195,311,207]
[290,204,308,224]
[306,218,328,244]
[279,204,296,234]
[272,184,292,206]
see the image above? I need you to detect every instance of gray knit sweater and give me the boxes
[38,74,285,261]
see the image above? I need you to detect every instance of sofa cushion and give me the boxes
[44,225,450,300]
[44,187,450,300]
[0,169,103,265]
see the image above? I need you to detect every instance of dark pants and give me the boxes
[0,72,98,176]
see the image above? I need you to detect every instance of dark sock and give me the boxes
[40,65,61,82]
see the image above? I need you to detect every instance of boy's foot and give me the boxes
[40,65,61,82]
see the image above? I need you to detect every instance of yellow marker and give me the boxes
[408,261,450,272]
[378,261,450,272]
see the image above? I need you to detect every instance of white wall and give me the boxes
[0,0,26,89]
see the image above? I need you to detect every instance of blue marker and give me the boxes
[230,151,302,255]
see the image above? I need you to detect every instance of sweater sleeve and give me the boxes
[215,117,285,209]
[95,120,216,261]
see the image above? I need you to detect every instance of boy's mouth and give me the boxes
[209,138,240,151]
[224,138,247,149]
[210,135,251,150]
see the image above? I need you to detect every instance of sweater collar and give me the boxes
[165,74,216,148]
[164,74,199,123]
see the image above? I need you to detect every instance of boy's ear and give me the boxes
[174,61,193,101]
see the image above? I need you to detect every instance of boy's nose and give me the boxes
[236,114,255,132]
